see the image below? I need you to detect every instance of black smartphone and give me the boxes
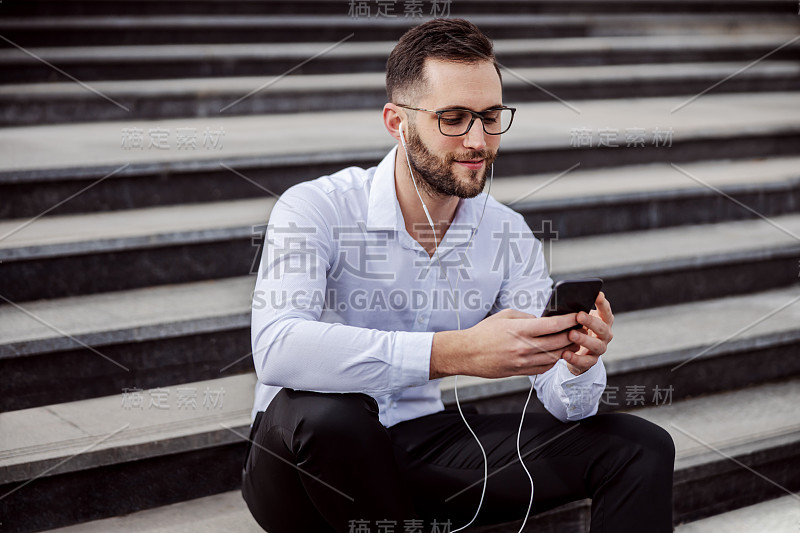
[541,278,604,323]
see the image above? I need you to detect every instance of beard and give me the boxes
[405,123,497,199]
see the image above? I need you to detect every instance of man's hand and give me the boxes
[561,291,614,375]
[430,308,582,379]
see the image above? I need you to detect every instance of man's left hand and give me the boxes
[562,291,614,375]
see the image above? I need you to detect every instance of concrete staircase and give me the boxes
[0,1,798,531]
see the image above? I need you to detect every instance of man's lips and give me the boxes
[454,159,485,170]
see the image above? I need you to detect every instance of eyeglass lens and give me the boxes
[439,108,513,136]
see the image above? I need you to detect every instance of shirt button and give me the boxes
[418,316,425,323]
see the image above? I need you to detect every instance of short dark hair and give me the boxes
[385,18,501,103]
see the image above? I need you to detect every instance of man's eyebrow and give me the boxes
[437,104,504,112]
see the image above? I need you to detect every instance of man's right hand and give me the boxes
[430,308,582,380]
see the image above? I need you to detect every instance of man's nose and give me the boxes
[462,121,487,151]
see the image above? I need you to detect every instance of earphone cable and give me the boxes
[400,126,533,532]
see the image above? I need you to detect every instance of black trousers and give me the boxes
[241,388,675,533]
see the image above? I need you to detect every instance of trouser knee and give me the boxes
[242,389,389,532]
[624,414,674,479]
[267,388,383,453]
[588,413,675,477]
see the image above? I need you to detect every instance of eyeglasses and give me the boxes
[395,104,516,137]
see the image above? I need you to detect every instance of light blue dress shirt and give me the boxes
[251,147,606,426]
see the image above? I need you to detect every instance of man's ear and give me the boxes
[383,103,404,142]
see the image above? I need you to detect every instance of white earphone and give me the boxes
[400,122,436,233]
[398,118,534,533]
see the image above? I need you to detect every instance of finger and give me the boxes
[595,291,614,327]
[577,311,611,341]
[567,328,607,356]
[562,350,600,373]
[506,329,573,358]
[524,313,580,336]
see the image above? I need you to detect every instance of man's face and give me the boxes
[403,58,503,199]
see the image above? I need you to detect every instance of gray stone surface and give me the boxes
[491,155,800,205]
[550,212,800,277]
[2,60,796,98]
[0,33,791,64]
[3,209,798,356]
[0,276,253,357]
[0,374,256,483]
[44,490,263,533]
[633,378,800,469]
[441,284,800,401]
[601,284,800,370]
[3,360,796,485]
[1,92,799,173]
[0,197,274,258]
[676,495,800,533]
[34,379,800,532]
[3,200,798,350]
[1,13,794,32]
[43,491,800,533]
[43,492,800,533]
[3,155,798,257]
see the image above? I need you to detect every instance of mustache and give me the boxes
[447,149,497,163]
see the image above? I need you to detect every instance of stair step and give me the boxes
[40,492,800,533]
[8,0,796,17]
[675,495,800,533]
[3,153,799,256]
[43,491,262,533]
[3,60,798,125]
[3,374,798,532]
[2,34,796,84]
[0,375,255,533]
[1,174,798,300]
[441,284,800,413]
[1,91,799,219]
[475,378,800,532]
[0,276,253,411]
[551,214,800,310]
[1,153,799,302]
[2,235,798,409]
[497,155,800,237]
[1,13,796,47]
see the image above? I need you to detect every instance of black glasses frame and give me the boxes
[395,104,516,136]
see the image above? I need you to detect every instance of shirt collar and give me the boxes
[366,147,484,248]
[366,147,402,231]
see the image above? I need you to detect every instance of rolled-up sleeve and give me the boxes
[251,184,434,396]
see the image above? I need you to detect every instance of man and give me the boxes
[243,18,674,533]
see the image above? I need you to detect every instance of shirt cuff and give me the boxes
[556,357,606,420]
[558,355,605,384]
[391,331,435,390]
